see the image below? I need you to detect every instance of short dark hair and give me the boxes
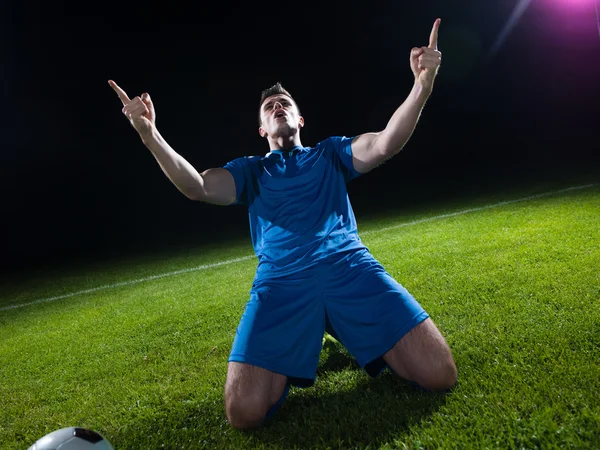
[258,82,300,126]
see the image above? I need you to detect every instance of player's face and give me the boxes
[259,94,304,139]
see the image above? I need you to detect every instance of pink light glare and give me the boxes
[488,0,600,60]
[549,0,596,10]
[546,0,600,39]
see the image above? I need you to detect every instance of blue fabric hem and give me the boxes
[228,355,315,387]
[265,384,291,420]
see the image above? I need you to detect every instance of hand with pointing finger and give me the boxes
[108,80,156,136]
[410,18,442,92]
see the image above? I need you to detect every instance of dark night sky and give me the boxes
[2,0,599,273]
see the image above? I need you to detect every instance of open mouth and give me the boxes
[275,111,286,120]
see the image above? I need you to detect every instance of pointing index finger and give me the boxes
[108,80,131,106]
[428,18,441,50]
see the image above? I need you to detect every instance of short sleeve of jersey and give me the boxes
[324,136,363,183]
[222,156,259,206]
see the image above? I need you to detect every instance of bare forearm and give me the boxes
[376,82,432,156]
[140,128,204,200]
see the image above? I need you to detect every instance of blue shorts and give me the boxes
[228,249,429,387]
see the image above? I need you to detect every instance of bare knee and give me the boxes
[224,362,288,430]
[384,318,458,392]
[225,391,268,430]
[418,358,457,392]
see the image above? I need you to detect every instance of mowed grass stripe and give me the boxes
[360,183,597,236]
[1,183,596,313]
[0,184,598,449]
[0,255,255,312]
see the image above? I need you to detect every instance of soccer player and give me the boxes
[109,18,456,430]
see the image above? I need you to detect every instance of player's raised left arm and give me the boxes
[351,18,442,174]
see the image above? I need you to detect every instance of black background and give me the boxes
[2,0,599,274]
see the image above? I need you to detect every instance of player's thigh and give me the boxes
[324,250,429,369]
[225,362,288,427]
[383,318,457,391]
[230,272,325,384]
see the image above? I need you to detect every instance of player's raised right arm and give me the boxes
[108,80,236,206]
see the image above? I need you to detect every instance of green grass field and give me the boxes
[1,181,599,449]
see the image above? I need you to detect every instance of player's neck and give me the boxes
[268,134,303,151]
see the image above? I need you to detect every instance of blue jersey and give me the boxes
[223,136,367,277]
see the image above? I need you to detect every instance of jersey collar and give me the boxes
[267,145,307,156]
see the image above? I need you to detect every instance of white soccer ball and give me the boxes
[28,427,114,450]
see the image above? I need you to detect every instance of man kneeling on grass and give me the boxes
[109,18,456,430]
